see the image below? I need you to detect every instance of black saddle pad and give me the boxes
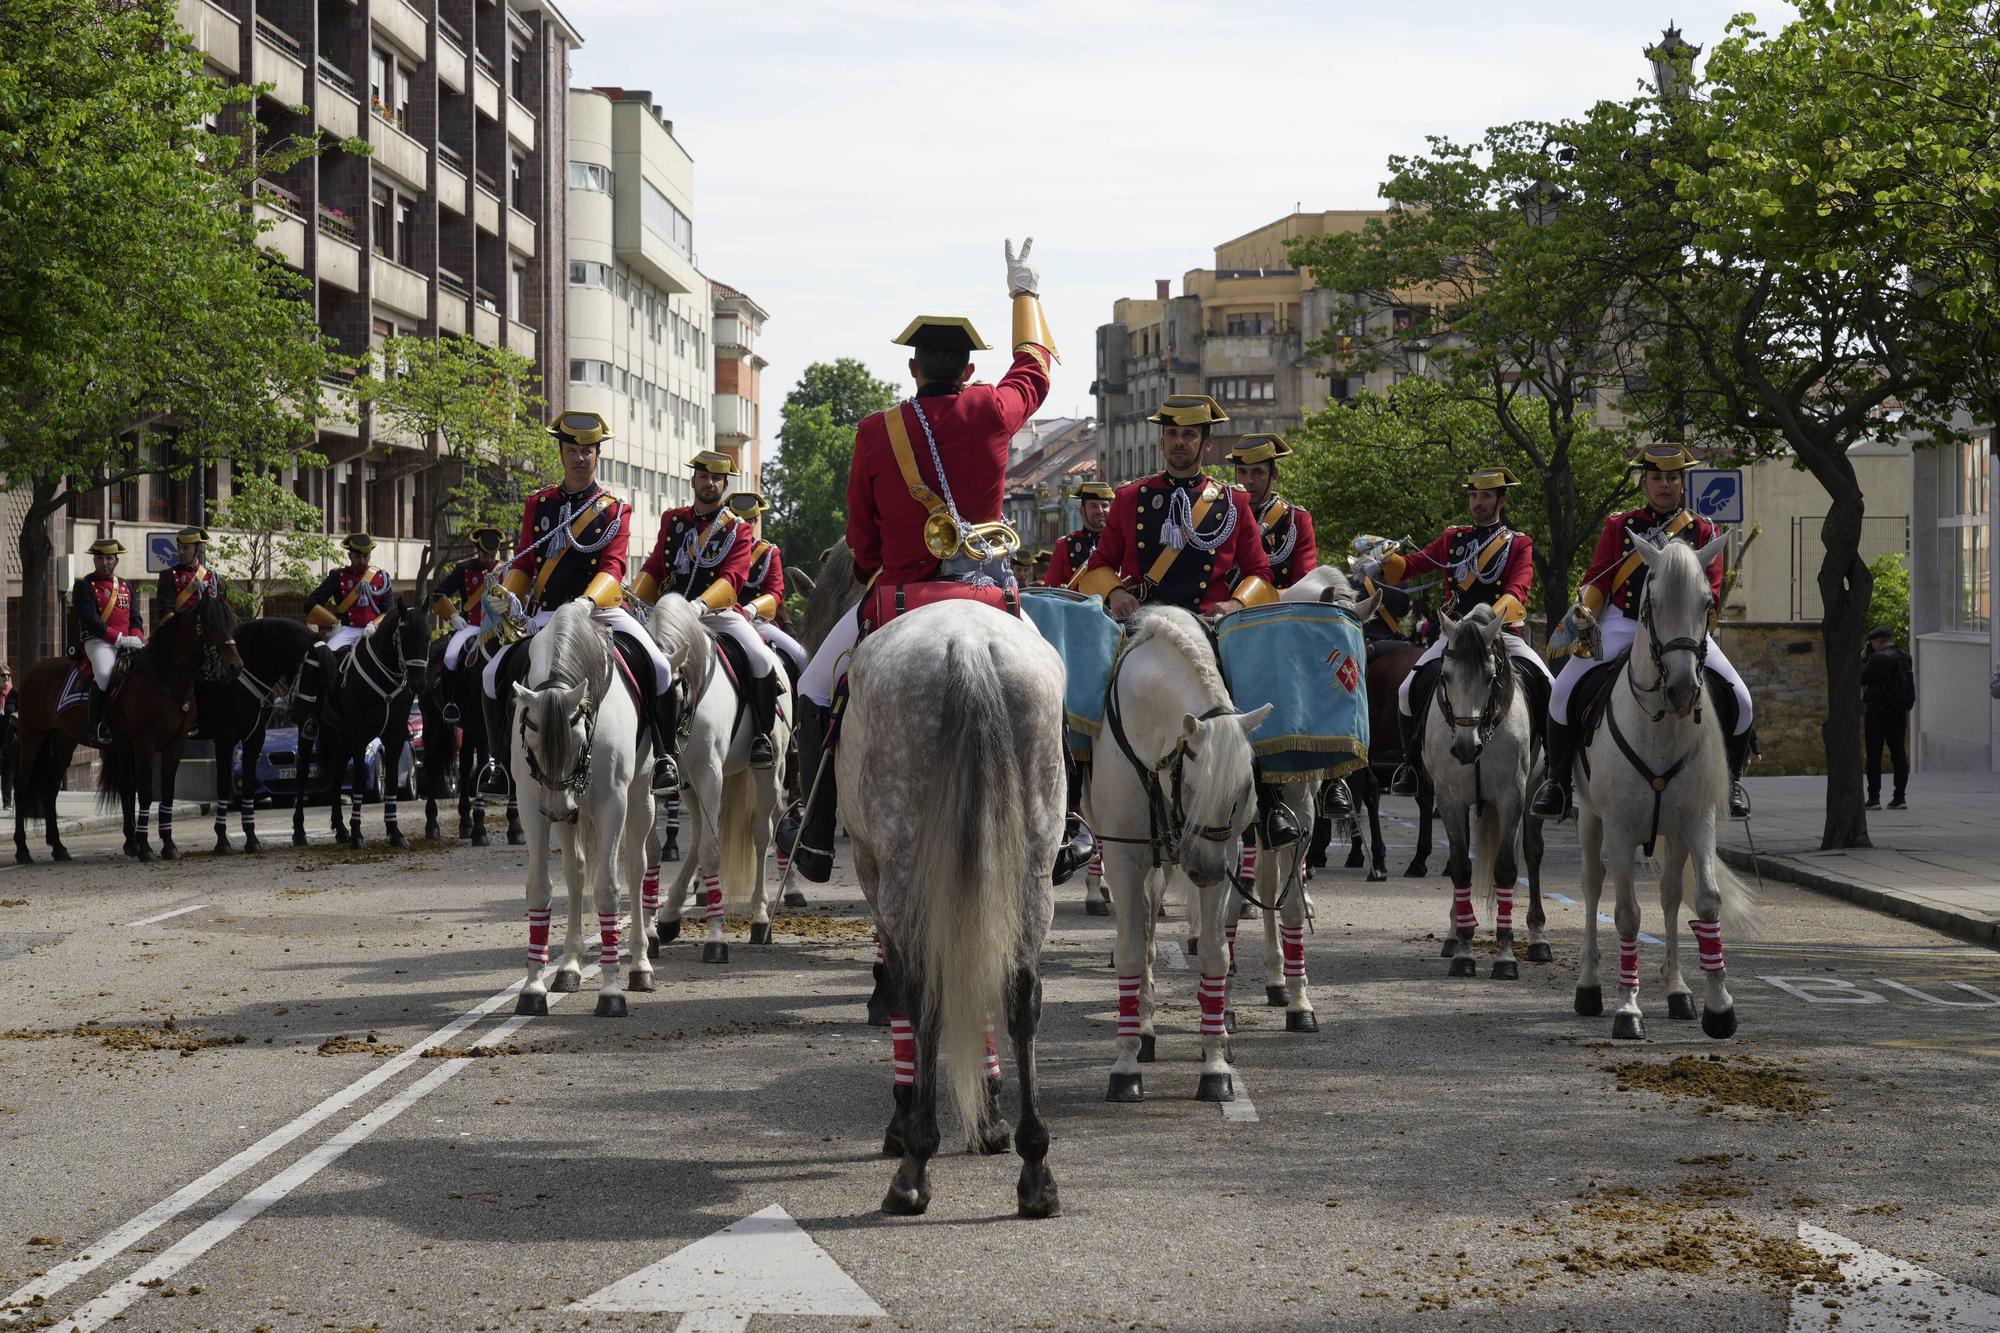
[610,629,657,702]
[1573,652,1629,746]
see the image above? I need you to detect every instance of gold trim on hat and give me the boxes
[1146,394,1228,427]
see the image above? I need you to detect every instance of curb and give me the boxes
[36,802,212,841]
[1717,844,2000,951]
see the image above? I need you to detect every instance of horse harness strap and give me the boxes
[1606,700,1690,860]
[519,673,596,814]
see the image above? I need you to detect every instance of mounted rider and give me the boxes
[1358,466,1552,797]
[1042,480,1114,588]
[724,491,807,679]
[1226,434,1317,590]
[430,524,505,725]
[793,237,1075,884]
[1075,394,1295,844]
[291,533,395,740]
[152,526,224,629]
[478,410,681,792]
[1533,443,1755,821]
[630,449,786,772]
[73,537,145,745]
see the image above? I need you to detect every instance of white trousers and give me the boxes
[1549,606,1753,733]
[84,638,117,690]
[1399,630,1552,716]
[443,624,481,671]
[750,618,807,676]
[327,624,367,654]
[481,604,674,700]
[706,609,782,679]
[801,600,1048,708]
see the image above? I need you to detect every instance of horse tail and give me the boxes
[718,765,758,908]
[1476,801,1501,915]
[1655,833,1768,941]
[906,637,1028,1143]
[96,748,126,814]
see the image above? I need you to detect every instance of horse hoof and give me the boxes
[1196,1072,1235,1103]
[292,831,309,848]
[1105,1072,1144,1103]
[348,833,364,850]
[1701,1006,1738,1040]
[701,941,730,965]
[593,993,628,1018]
[1343,850,1364,869]
[506,828,525,847]
[1235,898,1253,921]
[14,848,30,865]
[1286,1010,1319,1034]
[1448,955,1477,978]
[388,832,410,850]
[1439,937,1458,958]
[471,827,491,848]
[455,822,471,841]
[1017,1175,1061,1220]
[1491,959,1520,981]
[242,834,261,855]
[880,1184,929,1216]
[212,838,232,856]
[1137,1034,1156,1063]
[1405,859,1429,878]
[1367,868,1388,882]
[977,1121,1013,1156]
[1265,984,1288,1007]
[748,922,773,946]
[514,991,549,1017]
[1223,1009,1238,1034]
[1667,992,1698,1021]
[423,823,442,842]
[782,890,808,908]
[1084,896,1110,916]
[626,972,655,993]
[660,919,681,944]
[1575,986,1604,1016]
[662,839,679,862]
[51,846,71,863]
[549,970,581,994]
[1185,936,1198,955]
[1612,1012,1646,1041]
[135,844,154,864]
[158,841,180,861]
[866,994,891,1028]
[1528,941,1554,963]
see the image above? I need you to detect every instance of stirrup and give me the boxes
[1390,763,1419,798]
[1728,781,1751,820]
[652,753,680,794]
[793,842,834,884]
[749,734,776,769]
[297,714,319,742]
[1052,814,1094,886]
[441,701,461,725]
[1530,779,1569,820]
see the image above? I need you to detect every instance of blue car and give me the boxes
[249,703,422,802]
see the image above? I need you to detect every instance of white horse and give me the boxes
[509,601,655,1018]
[1425,605,1543,980]
[1092,608,1270,1104]
[840,599,1064,1218]
[1574,536,1760,1040]
[644,595,791,964]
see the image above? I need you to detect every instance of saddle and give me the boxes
[608,628,655,705]
[1574,652,1742,753]
[858,579,1018,634]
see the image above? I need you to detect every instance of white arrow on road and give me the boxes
[569,1204,885,1333]
[1790,1222,2000,1331]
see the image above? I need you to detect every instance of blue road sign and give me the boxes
[1687,469,1744,525]
[146,532,180,573]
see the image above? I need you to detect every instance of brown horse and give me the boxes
[12,585,240,863]
[1361,639,1438,879]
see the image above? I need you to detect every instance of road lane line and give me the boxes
[55,1001,558,1333]
[126,904,205,928]
[1546,890,1664,945]
[1221,1071,1259,1123]
[2,974,533,1316]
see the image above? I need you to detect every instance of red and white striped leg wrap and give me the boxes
[1198,975,1229,1037]
[1240,843,1259,884]
[1223,921,1239,969]
[1452,883,1477,933]
[597,912,621,972]
[1619,935,1641,990]
[1689,919,1725,974]
[1087,852,1102,879]
[526,907,552,967]
[874,938,886,966]
[1117,975,1142,1038]
[702,874,723,921]
[983,1022,1002,1081]
[1280,925,1306,979]
[890,1015,915,1087]
[775,847,790,875]
[641,865,660,913]
[1495,884,1514,932]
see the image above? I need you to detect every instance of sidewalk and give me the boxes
[1718,774,2000,949]
[7,792,211,840]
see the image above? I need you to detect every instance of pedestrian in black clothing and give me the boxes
[1860,626,1914,810]
[0,666,16,810]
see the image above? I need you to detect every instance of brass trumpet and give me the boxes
[923,510,1022,563]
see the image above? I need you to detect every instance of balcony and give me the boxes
[507,206,535,257]
[252,182,307,268]
[472,304,501,347]
[373,257,429,320]
[371,0,428,60]
[506,97,536,152]
[316,212,361,291]
[473,184,500,236]
[318,376,359,438]
[506,320,536,362]
[436,162,466,214]
[176,0,240,75]
[713,393,754,442]
[438,297,468,335]
[315,70,359,140]
[474,68,500,120]
[369,112,428,189]
[251,19,306,105]
[437,26,467,93]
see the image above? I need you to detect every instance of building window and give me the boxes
[509,40,529,101]
[1224,312,1273,336]
[510,153,527,210]
[568,359,612,386]
[568,260,612,289]
[1938,438,1992,633]
[510,265,527,322]
[371,184,416,264]
[568,161,613,193]
[369,47,411,130]
[395,196,415,264]
[641,180,692,259]
[1206,376,1275,403]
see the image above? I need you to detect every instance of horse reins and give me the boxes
[518,674,598,819]
[343,614,426,702]
[1597,586,1708,857]
[1434,634,1512,817]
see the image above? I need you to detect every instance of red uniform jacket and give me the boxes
[1248,494,1317,589]
[1084,473,1274,613]
[508,482,630,612]
[1042,526,1101,588]
[1395,522,1535,628]
[154,562,221,621]
[845,350,1051,584]
[738,540,785,613]
[74,574,142,645]
[436,557,496,627]
[1579,505,1723,615]
[641,506,752,601]
[305,565,394,628]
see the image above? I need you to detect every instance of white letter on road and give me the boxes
[1874,978,2000,1007]
[1759,976,1886,1004]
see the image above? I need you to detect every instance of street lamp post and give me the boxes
[1646,23,1701,103]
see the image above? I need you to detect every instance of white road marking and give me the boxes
[1546,890,1664,945]
[1157,937,1188,971]
[126,903,206,928]
[571,1204,885,1327]
[2,973,535,1318]
[1221,1071,1260,1124]
[1788,1222,2000,1331]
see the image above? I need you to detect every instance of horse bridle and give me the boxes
[1101,676,1242,860]
[1629,589,1710,724]
[518,677,596,818]
[1435,638,1506,751]
[345,615,427,702]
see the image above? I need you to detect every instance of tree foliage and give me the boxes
[209,469,341,618]
[763,358,898,563]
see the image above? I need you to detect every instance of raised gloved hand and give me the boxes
[448,613,468,633]
[1547,603,1597,657]
[1354,556,1384,583]
[115,634,144,650]
[1005,237,1039,298]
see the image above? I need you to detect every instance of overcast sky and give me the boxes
[563,1,1796,445]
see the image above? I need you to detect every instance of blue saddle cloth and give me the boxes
[1215,602,1370,782]
[1019,588,1119,759]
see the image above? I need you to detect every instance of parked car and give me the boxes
[250,701,421,802]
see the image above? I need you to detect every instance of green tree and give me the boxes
[208,469,342,617]
[1865,553,1910,649]
[763,358,897,565]
[350,334,552,600]
[0,0,348,662]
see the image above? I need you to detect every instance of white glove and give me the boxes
[1354,556,1384,583]
[1005,237,1039,298]
[1352,534,1391,557]
[449,613,468,633]
[1547,603,1594,657]
[115,634,144,650]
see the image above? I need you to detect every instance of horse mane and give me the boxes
[1640,536,1709,619]
[1122,607,1231,708]
[802,544,865,654]
[539,600,613,700]
[1446,605,1516,714]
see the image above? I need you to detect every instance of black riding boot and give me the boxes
[1530,720,1576,819]
[88,685,111,746]
[293,645,330,741]
[1324,776,1353,818]
[479,688,512,795]
[1255,778,1300,847]
[650,687,682,794]
[1724,727,1754,819]
[438,658,461,725]
[1052,753,1095,886]
[1390,709,1425,797]
[791,698,838,883]
[747,673,778,769]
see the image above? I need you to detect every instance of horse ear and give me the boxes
[511,681,533,705]
[564,679,587,711]
[1440,610,1459,639]
[1237,703,1274,737]
[1182,711,1202,741]
[1693,533,1730,567]
[1353,592,1382,621]
[1630,535,1664,568]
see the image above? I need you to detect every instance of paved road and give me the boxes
[1,802,1997,1331]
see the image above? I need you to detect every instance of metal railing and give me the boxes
[315,55,356,97]
[254,15,303,60]
[316,203,357,243]
[253,177,305,218]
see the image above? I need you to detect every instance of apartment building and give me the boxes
[712,282,770,488]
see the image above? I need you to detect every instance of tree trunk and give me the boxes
[16,475,60,668]
[1814,482,1873,851]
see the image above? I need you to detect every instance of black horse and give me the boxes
[193,616,318,855]
[418,637,523,846]
[290,599,426,849]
